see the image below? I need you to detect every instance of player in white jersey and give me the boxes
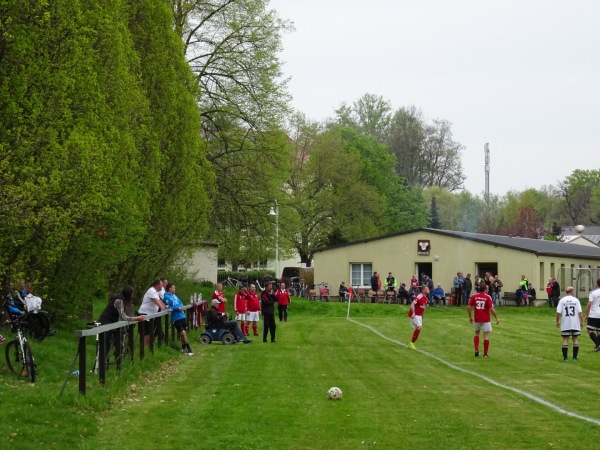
[584,278,600,351]
[556,286,583,362]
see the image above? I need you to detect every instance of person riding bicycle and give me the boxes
[206,299,252,344]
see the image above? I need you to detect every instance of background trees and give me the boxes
[0,0,212,320]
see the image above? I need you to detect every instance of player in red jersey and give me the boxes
[245,284,261,336]
[234,286,248,335]
[407,285,430,350]
[212,283,228,317]
[468,283,500,357]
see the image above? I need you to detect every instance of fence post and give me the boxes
[78,336,87,395]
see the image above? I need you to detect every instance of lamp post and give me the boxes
[269,200,279,280]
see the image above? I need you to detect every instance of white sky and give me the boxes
[269,0,600,196]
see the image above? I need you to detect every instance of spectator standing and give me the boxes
[164,283,193,355]
[463,274,473,305]
[556,286,583,362]
[99,285,145,325]
[409,275,419,299]
[246,284,261,337]
[527,283,537,306]
[234,286,249,335]
[467,284,499,357]
[426,276,434,305]
[370,271,379,303]
[545,278,553,307]
[407,285,430,350]
[584,278,600,352]
[519,275,529,303]
[551,278,561,308]
[139,280,168,348]
[453,272,464,307]
[98,285,145,360]
[276,283,291,322]
[386,272,397,293]
[492,275,503,306]
[432,284,445,307]
[261,282,278,343]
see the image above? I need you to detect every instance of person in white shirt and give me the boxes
[139,280,168,347]
[584,278,600,352]
[556,286,583,362]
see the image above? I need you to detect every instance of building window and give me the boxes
[351,263,372,287]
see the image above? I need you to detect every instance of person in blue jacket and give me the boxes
[164,283,193,356]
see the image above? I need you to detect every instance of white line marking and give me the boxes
[348,317,600,426]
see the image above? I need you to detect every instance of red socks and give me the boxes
[412,329,421,343]
[484,339,489,356]
[474,335,480,351]
[252,323,258,336]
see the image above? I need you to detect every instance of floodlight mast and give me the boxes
[484,143,490,204]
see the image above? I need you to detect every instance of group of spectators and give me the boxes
[208,281,291,344]
[453,272,505,306]
[99,278,194,357]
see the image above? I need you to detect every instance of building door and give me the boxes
[416,262,433,283]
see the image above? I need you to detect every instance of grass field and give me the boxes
[2,294,600,449]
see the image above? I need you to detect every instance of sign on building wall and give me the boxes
[417,240,431,256]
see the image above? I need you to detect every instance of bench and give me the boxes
[502,292,545,307]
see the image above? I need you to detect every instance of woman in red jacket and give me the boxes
[276,282,291,322]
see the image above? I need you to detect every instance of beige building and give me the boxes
[313,229,600,299]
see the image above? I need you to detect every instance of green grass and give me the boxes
[2,297,599,449]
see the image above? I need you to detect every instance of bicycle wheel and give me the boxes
[5,340,20,372]
[23,341,35,382]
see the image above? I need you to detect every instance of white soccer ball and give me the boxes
[574,224,585,233]
[327,386,343,400]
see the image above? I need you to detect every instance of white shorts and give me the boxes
[474,322,492,332]
[236,313,246,321]
[246,311,260,322]
[410,315,423,329]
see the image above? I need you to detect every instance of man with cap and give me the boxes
[207,299,253,344]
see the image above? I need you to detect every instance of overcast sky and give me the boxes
[269,0,599,196]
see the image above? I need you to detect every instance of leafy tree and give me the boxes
[335,93,392,142]
[558,169,600,225]
[173,0,291,133]
[115,0,214,292]
[386,107,464,192]
[429,197,441,229]
[0,0,215,321]
[171,0,293,267]
[420,119,464,192]
[0,0,154,318]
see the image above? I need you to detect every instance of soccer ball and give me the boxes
[327,386,343,400]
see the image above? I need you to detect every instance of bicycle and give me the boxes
[87,321,132,374]
[1,291,53,341]
[224,276,246,289]
[4,315,37,382]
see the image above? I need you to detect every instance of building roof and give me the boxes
[561,226,600,245]
[315,228,600,260]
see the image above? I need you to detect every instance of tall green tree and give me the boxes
[335,93,392,143]
[171,0,293,267]
[116,0,214,291]
[558,169,600,225]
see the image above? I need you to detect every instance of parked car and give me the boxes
[280,267,301,286]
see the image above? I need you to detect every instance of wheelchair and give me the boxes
[199,325,237,345]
